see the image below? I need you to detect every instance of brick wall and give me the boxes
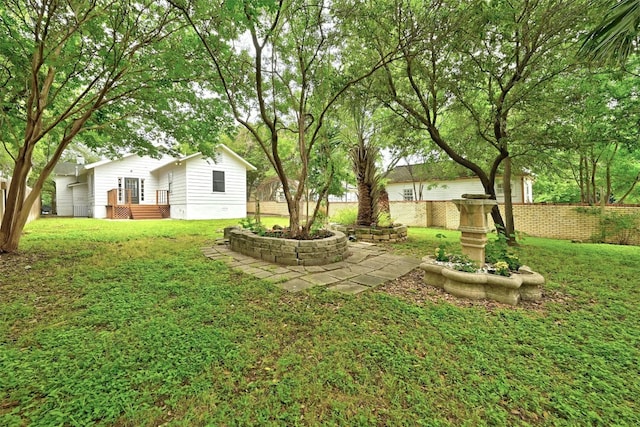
[251,200,640,245]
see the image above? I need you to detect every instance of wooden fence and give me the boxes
[0,179,40,225]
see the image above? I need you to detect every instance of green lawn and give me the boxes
[1,218,639,426]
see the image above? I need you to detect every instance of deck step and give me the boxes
[130,205,163,220]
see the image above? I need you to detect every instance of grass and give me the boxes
[1,218,639,426]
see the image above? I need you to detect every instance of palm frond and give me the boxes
[581,0,640,64]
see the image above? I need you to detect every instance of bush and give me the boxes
[239,217,266,236]
[330,207,358,226]
[485,233,521,272]
[377,212,394,227]
[596,211,640,245]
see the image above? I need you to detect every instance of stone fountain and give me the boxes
[420,194,543,305]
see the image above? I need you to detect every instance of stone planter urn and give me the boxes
[421,257,544,305]
[420,194,544,305]
[451,195,496,264]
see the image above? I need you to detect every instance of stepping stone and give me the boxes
[300,272,340,286]
[240,266,266,275]
[327,282,370,294]
[351,274,388,287]
[322,262,349,271]
[345,253,369,264]
[276,278,319,292]
[359,257,393,268]
[263,266,291,274]
[252,269,276,279]
[347,265,374,275]
[325,268,359,280]
[304,265,327,273]
[370,268,406,279]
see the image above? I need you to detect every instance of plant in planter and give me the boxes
[484,234,521,276]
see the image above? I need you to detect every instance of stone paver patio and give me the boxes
[201,241,421,294]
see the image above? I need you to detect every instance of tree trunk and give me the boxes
[0,157,37,253]
[617,172,640,204]
[579,155,586,203]
[287,198,301,236]
[357,181,374,226]
[503,156,516,244]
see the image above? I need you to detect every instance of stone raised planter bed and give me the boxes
[420,257,544,305]
[228,228,349,266]
[330,224,407,243]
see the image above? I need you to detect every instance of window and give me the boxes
[496,181,504,194]
[212,171,225,192]
[403,188,414,201]
[140,178,145,202]
[167,172,173,193]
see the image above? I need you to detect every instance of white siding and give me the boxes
[55,176,77,216]
[386,178,525,203]
[72,185,88,217]
[91,154,172,218]
[86,171,95,217]
[183,152,247,219]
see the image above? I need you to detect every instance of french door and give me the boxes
[124,178,139,204]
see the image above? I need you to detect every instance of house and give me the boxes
[54,144,256,220]
[385,163,533,203]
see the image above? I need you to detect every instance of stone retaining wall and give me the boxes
[330,224,408,243]
[229,228,349,266]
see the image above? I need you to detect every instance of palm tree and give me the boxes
[581,0,640,63]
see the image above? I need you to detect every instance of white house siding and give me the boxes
[55,176,77,216]
[90,154,172,218]
[168,164,188,219]
[386,178,525,203]
[86,170,95,217]
[71,184,89,217]
[182,153,247,219]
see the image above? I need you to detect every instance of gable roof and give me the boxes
[150,144,257,173]
[55,144,256,176]
[53,161,82,176]
[386,162,530,184]
[216,144,257,171]
[386,162,476,183]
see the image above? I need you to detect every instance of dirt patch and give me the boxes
[0,251,48,282]
[376,268,570,312]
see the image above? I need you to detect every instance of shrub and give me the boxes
[596,211,640,245]
[330,207,358,226]
[485,233,521,274]
[377,212,394,227]
[309,210,328,234]
[239,217,266,236]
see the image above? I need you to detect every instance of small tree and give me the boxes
[171,0,395,237]
[0,1,204,253]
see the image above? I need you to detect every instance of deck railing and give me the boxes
[107,188,169,206]
[156,190,170,205]
[107,188,133,206]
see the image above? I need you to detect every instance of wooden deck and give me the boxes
[106,189,170,219]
